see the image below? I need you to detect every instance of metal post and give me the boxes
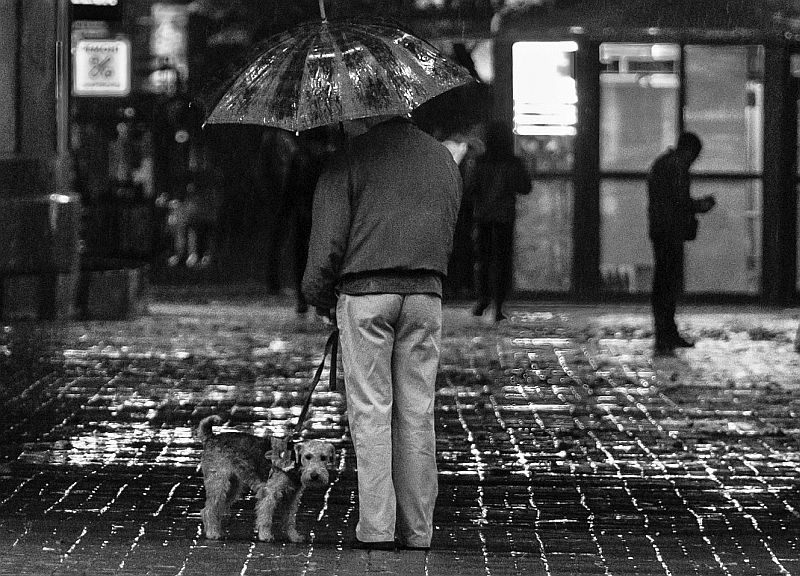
[762,44,797,303]
[572,40,601,300]
[56,0,70,157]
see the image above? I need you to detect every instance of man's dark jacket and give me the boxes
[647,147,700,244]
[471,154,531,224]
[302,118,463,309]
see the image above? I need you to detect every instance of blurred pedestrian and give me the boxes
[442,131,484,299]
[185,143,223,268]
[470,120,531,321]
[302,115,462,550]
[260,129,298,294]
[648,132,716,356]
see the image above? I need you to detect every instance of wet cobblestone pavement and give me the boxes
[1,299,800,575]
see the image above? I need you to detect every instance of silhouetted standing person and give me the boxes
[471,121,531,321]
[648,132,715,355]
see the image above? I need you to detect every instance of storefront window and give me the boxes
[512,41,576,292]
[512,41,577,172]
[600,180,653,293]
[600,43,680,172]
[684,180,761,294]
[684,45,764,174]
[514,180,573,293]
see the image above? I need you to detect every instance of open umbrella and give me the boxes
[203,1,475,132]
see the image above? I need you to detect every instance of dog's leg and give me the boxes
[202,472,231,540]
[282,487,305,543]
[255,482,279,542]
[224,475,242,512]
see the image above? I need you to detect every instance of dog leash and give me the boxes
[291,328,339,443]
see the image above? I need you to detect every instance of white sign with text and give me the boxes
[73,38,131,96]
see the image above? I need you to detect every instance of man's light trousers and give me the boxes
[336,293,441,547]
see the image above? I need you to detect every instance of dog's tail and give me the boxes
[196,415,222,443]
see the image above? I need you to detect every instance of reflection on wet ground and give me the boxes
[1,303,799,575]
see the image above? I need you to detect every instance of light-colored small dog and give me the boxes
[196,415,335,542]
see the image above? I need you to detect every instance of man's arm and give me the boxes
[301,152,352,310]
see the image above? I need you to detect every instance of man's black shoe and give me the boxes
[350,539,397,551]
[653,344,676,357]
[399,544,431,551]
[472,302,488,317]
[672,336,695,348]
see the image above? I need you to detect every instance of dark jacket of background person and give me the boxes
[647,146,708,244]
[471,126,531,225]
[302,117,463,310]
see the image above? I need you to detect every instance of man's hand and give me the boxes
[315,306,336,326]
[696,194,716,213]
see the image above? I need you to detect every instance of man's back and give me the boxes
[338,118,462,276]
[302,117,462,309]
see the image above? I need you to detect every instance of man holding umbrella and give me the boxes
[302,115,462,550]
[203,6,475,549]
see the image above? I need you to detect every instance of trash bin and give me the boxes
[0,193,82,320]
[78,194,153,320]
[77,256,149,320]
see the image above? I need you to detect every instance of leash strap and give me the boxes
[292,329,339,439]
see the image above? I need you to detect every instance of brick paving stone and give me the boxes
[1,301,799,575]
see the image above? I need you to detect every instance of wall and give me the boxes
[19,1,56,158]
[0,0,17,156]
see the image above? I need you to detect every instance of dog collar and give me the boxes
[287,436,304,466]
[271,462,302,486]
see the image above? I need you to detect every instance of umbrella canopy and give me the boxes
[203,17,476,132]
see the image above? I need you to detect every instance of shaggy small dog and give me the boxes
[196,415,335,542]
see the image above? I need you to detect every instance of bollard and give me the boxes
[0,193,82,320]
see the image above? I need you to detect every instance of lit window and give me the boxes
[512,41,578,136]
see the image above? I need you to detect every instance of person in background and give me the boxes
[184,143,223,268]
[470,120,531,322]
[302,115,462,551]
[442,130,484,300]
[285,128,334,313]
[647,131,716,356]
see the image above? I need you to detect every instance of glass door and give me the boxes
[599,43,680,293]
[683,45,763,294]
[511,41,577,293]
[598,43,764,295]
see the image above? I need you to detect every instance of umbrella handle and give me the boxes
[318,0,327,21]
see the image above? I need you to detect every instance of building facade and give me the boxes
[6,0,800,304]
[493,0,800,303]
